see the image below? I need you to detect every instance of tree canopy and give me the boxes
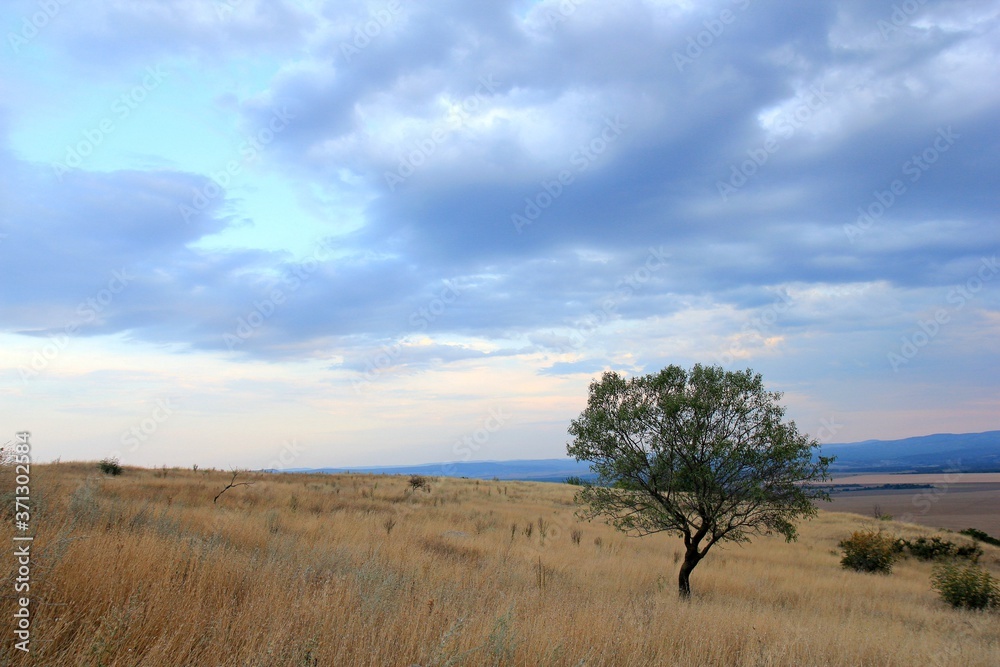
[567,364,833,597]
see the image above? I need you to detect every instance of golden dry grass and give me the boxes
[1,462,998,666]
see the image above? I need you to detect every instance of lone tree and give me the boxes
[567,364,833,598]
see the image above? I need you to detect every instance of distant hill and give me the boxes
[818,430,1000,473]
[278,458,596,482]
[272,430,1000,480]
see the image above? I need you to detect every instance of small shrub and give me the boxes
[408,475,430,493]
[931,562,1000,610]
[839,529,898,574]
[537,517,548,544]
[565,476,585,486]
[872,504,892,521]
[960,528,1000,548]
[383,517,396,535]
[98,457,123,476]
[900,536,982,562]
[570,529,582,545]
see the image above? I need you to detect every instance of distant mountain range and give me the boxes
[274,430,1000,481]
[819,430,1000,474]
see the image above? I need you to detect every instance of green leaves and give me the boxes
[567,364,833,549]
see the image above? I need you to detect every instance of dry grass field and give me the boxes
[1,463,998,666]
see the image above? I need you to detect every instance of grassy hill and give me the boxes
[2,463,998,666]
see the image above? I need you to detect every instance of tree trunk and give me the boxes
[678,548,702,599]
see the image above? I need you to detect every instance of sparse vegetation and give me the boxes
[873,504,892,521]
[0,462,997,665]
[213,468,256,504]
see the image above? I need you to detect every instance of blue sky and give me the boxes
[1,0,998,469]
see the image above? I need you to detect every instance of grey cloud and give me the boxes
[3,0,998,377]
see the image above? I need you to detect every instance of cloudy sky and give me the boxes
[1,0,998,469]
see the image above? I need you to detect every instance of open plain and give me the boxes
[821,473,1000,536]
[1,463,998,666]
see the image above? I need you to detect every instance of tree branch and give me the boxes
[214,469,256,504]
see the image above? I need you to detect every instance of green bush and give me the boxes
[960,528,1000,548]
[98,457,123,476]
[839,529,899,574]
[931,562,1000,610]
[900,536,982,562]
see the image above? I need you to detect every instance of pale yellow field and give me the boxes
[1,463,998,666]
